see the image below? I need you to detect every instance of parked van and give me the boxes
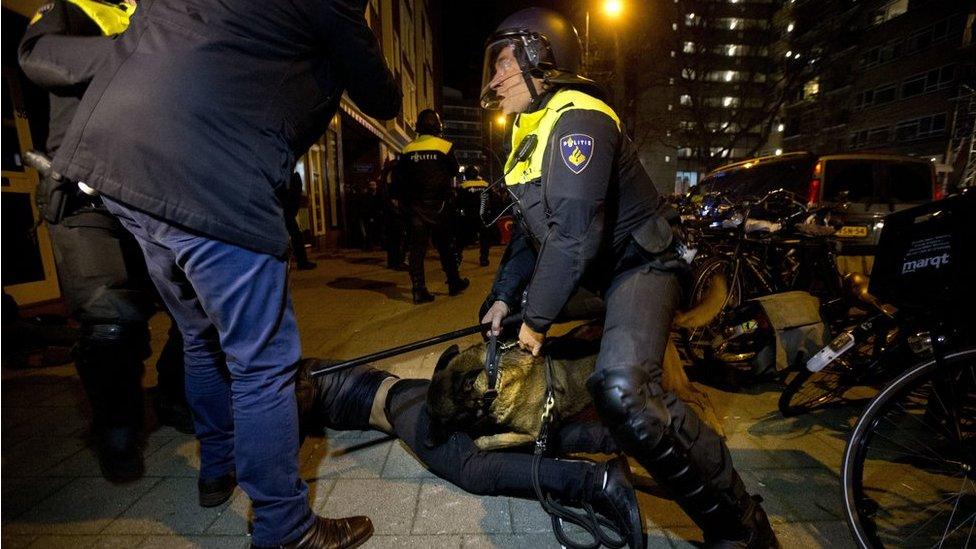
[693,152,937,254]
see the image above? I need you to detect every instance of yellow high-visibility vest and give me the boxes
[504,89,620,186]
[461,179,489,190]
[403,134,453,155]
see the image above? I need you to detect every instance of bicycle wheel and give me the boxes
[842,347,976,548]
[779,363,848,417]
[778,326,894,417]
[681,256,741,365]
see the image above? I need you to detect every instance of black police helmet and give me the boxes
[480,7,603,109]
[415,109,443,136]
[465,165,481,180]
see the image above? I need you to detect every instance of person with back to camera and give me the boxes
[50,0,401,547]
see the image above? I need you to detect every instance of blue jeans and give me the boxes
[103,197,312,546]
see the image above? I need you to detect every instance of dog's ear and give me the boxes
[434,345,460,373]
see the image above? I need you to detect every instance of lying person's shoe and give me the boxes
[447,278,470,296]
[586,455,645,549]
[251,514,374,549]
[295,360,398,434]
[703,496,779,549]
[199,471,237,507]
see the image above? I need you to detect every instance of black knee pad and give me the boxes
[587,367,671,448]
[79,322,152,362]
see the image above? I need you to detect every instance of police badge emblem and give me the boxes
[559,134,594,174]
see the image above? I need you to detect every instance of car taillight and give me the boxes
[933,172,942,200]
[808,161,822,206]
[807,178,821,206]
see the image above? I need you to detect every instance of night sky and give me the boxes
[442,0,572,102]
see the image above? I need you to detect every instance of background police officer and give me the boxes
[392,109,470,304]
[479,8,778,548]
[18,0,192,483]
[457,166,492,267]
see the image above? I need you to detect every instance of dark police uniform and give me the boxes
[489,88,761,542]
[18,0,190,481]
[48,0,400,544]
[458,176,492,266]
[392,134,465,295]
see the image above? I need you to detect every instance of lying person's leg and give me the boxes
[296,359,643,548]
[550,420,618,455]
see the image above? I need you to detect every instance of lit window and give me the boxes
[680,94,692,105]
[723,97,734,107]
[727,45,738,56]
[775,149,783,155]
[724,71,734,82]
[668,104,674,111]
[786,50,793,57]
[794,52,801,59]
[777,123,785,132]
[671,50,676,58]
[672,23,678,31]
[787,22,795,32]
[729,19,739,30]
[669,77,675,85]
[683,41,695,53]
[665,155,671,162]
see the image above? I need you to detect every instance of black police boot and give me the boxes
[412,287,435,304]
[447,277,470,296]
[154,390,195,434]
[588,367,780,549]
[75,350,146,484]
[584,456,645,549]
[703,495,777,549]
[479,256,490,267]
[295,359,398,434]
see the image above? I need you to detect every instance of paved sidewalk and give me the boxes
[2,247,857,548]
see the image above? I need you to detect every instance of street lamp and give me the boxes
[495,114,507,127]
[603,0,624,17]
[584,1,626,71]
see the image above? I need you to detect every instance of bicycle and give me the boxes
[838,192,975,549]
[682,189,844,377]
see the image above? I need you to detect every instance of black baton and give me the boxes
[309,314,521,378]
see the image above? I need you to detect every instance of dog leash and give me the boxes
[531,356,627,549]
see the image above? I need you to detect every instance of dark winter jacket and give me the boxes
[52,0,401,257]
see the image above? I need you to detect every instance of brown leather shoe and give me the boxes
[252,514,374,549]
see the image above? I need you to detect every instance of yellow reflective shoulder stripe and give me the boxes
[402,135,453,155]
[66,0,134,36]
[504,90,620,186]
[461,179,488,189]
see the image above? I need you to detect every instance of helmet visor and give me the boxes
[480,38,524,110]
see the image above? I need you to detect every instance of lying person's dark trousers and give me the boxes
[299,363,617,501]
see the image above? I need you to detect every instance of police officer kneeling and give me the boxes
[479,8,778,548]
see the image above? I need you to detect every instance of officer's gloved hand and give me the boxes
[481,300,510,336]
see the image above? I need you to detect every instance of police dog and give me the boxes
[427,275,728,451]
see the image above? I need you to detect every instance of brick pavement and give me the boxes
[2,247,857,548]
